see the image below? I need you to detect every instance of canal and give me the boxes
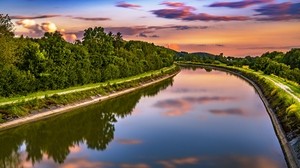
[0,67,287,168]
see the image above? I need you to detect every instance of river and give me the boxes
[0,67,287,168]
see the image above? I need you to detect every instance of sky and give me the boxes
[1,0,300,57]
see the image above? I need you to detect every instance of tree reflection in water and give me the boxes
[0,78,173,167]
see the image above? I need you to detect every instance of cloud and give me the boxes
[209,108,247,116]
[161,1,196,11]
[152,2,250,21]
[16,19,36,28]
[16,20,77,41]
[182,96,235,103]
[138,32,148,38]
[10,14,60,19]
[161,2,186,8]
[116,138,142,145]
[255,2,300,21]
[41,22,57,32]
[148,25,208,30]
[149,34,160,38]
[62,33,77,41]
[158,157,200,168]
[170,88,206,93]
[120,163,150,168]
[152,9,193,19]
[106,26,147,35]
[154,96,235,117]
[72,17,111,21]
[165,43,227,52]
[137,32,160,38]
[116,2,141,9]
[209,0,273,8]
[166,44,180,51]
[238,45,300,50]
[105,25,207,37]
[184,13,250,21]
[157,155,282,168]
[15,19,43,36]
[67,31,84,40]
[60,159,112,168]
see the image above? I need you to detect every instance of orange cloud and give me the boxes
[41,22,57,32]
[16,19,36,28]
[158,157,200,168]
[166,44,180,51]
[61,159,112,168]
[154,96,235,117]
[62,33,77,41]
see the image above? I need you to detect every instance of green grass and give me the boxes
[0,65,179,122]
[0,65,177,106]
[215,64,300,100]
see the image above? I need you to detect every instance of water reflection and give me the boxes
[0,78,173,167]
[0,67,287,168]
[154,96,235,117]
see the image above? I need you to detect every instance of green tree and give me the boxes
[0,14,14,37]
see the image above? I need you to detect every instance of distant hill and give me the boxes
[191,52,217,58]
[175,51,218,61]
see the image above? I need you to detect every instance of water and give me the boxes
[0,67,287,168]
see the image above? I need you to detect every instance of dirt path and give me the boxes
[266,77,300,103]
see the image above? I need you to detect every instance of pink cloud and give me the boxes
[152,2,250,21]
[209,0,273,8]
[116,2,141,9]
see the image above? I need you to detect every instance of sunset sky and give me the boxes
[1,0,300,56]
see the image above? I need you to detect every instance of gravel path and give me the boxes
[266,77,300,102]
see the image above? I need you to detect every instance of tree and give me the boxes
[82,27,114,56]
[283,48,300,69]
[0,14,14,37]
[113,32,124,50]
[0,37,17,66]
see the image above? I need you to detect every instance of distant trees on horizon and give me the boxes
[175,47,300,85]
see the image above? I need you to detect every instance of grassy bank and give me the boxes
[0,65,179,123]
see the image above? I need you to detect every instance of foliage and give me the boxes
[177,48,300,84]
[0,14,14,37]
[0,14,174,97]
[0,66,178,122]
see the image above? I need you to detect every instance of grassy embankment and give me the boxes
[178,62,300,135]
[0,65,179,123]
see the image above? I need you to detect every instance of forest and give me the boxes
[176,48,300,84]
[0,14,174,97]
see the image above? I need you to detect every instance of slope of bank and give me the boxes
[0,65,180,130]
[177,62,300,168]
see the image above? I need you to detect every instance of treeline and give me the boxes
[176,48,300,84]
[0,15,174,97]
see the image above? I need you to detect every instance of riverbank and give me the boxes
[177,62,300,168]
[0,65,180,131]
